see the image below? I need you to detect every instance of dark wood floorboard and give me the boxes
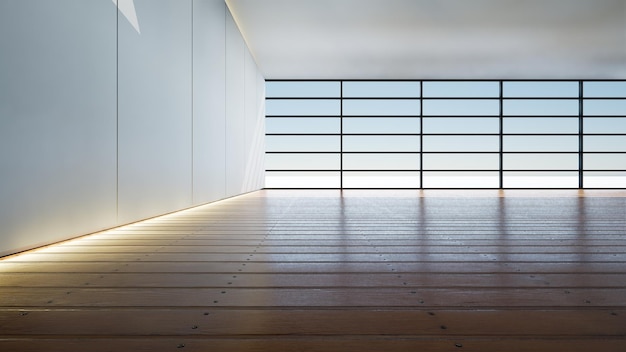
[1,190,626,351]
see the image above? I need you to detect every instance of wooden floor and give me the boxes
[1,190,626,351]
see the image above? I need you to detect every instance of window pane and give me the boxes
[422,136,499,152]
[343,81,420,98]
[266,99,340,116]
[266,81,340,98]
[265,154,340,170]
[343,136,420,152]
[423,81,499,97]
[503,136,578,152]
[584,82,626,98]
[584,154,626,170]
[265,171,340,188]
[423,99,499,116]
[584,100,626,116]
[423,154,499,170]
[423,117,499,134]
[503,172,578,188]
[343,154,420,170]
[343,117,420,134]
[343,172,420,188]
[503,154,579,170]
[584,136,626,152]
[503,99,578,116]
[503,81,578,97]
[584,117,626,133]
[423,172,499,188]
[266,117,340,134]
[503,117,578,134]
[343,99,420,116]
[584,172,626,188]
[266,136,340,152]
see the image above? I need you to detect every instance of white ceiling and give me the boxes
[225,0,626,79]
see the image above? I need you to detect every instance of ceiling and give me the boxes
[225,0,626,79]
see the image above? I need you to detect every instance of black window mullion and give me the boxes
[579,80,584,189]
[499,80,504,188]
[340,80,344,190]
[420,80,424,189]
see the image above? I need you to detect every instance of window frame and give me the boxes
[265,80,626,190]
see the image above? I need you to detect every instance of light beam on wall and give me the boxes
[112,0,141,34]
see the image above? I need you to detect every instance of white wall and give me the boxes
[242,52,266,192]
[117,0,194,224]
[225,10,246,197]
[0,0,118,256]
[0,0,265,257]
[193,0,226,204]
[226,9,265,195]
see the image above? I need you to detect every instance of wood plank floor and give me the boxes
[1,190,626,351]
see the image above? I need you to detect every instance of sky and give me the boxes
[264,81,626,188]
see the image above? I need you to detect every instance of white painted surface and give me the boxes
[192,0,216,204]
[0,0,118,256]
[0,0,265,257]
[226,0,626,79]
[225,11,247,197]
[203,0,228,202]
[241,64,267,192]
[255,70,267,190]
[245,49,257,169]
[117,0,193,224]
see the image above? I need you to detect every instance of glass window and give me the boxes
[584,82,626,98]
[343,136,420,152]
[423,117,499,134]
[584,136,626,152]
[343,154,420,170]
[423,99,499,116]
[422,154,499,170]
[584,154,626,170]
[584,117,626,133]
[266,99,340,116]
[503,99,579,116]
[343,117,420,134]
[266,117,340,134]
[343,172,420,188]
[584,172,626,188]
[503,117,578,134]
[503,136,578,152]
[422,136,499,152]
[422,172,499,188]
[503,172,578,188]
[503,154,579,170]
[266,81,340,98]
[265,154,340,170]
[584,100,626,116]
[265,135,340,152]
[264,80,626,189]
[503,81,578,97]
[423,81,499,97]
[265,171,340,188]
[343,99,420,116]
[343,81,420,98]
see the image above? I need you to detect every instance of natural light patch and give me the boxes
[112,0,141,34]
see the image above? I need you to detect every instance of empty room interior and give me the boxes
[1,0,626,351]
